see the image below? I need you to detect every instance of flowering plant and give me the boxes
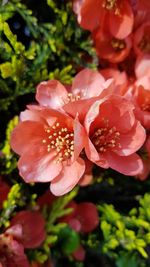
[0,0,150,267]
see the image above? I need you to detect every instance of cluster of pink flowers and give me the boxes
[73,0,150,63]
[4,1,150,265]
[0,179,47,267]
[11,63,149,195]
[0,178,99,266]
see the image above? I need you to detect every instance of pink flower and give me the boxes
[124,55,150,130]
[73,0,134,39]
[93,28,132,63]
[133,84,150,130]
[10,107,86,196]
[10,210,46,249]
[0,225,29,267]
[100,68,129,96]
[36,68,112,110]
[36,68,112,121]
[61,201,99,233]
[84,95,146,175]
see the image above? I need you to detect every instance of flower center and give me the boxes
[92,120,121,153]
[138,34,150,53]
[102,0,120,15]
[42,122,74,163]
[65,93,81,104]
[111,38,126,51]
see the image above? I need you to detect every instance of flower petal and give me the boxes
[10,121,45,156]
[89,96,135,133]
[74,116,86,159]
[63,98,97,122]
[115,121,146,156]
[50,158,85,196]
[18,147,62,183]
[105,152,143,176]
[76,202,99,233]
[72,68,110,98]
[109,1,134,39]
[36,80,68,109]
[74,0,101,31]
[20,109,44,122]
[11,211,46,249]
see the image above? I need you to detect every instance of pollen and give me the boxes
[42,122,74,163]
[65,93,81,104]
[102,0,120,15]
[111,38,126,51]
[92,119,121,153]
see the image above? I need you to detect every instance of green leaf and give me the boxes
[60,227,80,255]
[116,253,139,267]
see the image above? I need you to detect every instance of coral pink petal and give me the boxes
[36,80,68,109]
[79,0,101,31]
[11,211,46,249]
[105,152,143,176]
[137,158,150,180]
[136,77,150,90]
[85,96,135,134]
[85,137,109,168]
[115,121,146,156]
[109,1,134,39]
[135,55,150,78]
[99,96,135,133]
[74,116,86,159]
[40,108,73,129]
[79,172,93,186]
[95,157,109,169]
[63,98,97,122]
[18,147,62,183]
[72,68,107,98]
[85,138,100,162]
[10,121,45,156]
[20,109,44,123]
[84,99,103,134]
[50,158,85,196]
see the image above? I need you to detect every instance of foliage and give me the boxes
[0,0,96,113]
[97,193,150,267]
[0,183,37,228]
[1,116,18,174]
[0,1,150,267]
[27,188,79,264]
